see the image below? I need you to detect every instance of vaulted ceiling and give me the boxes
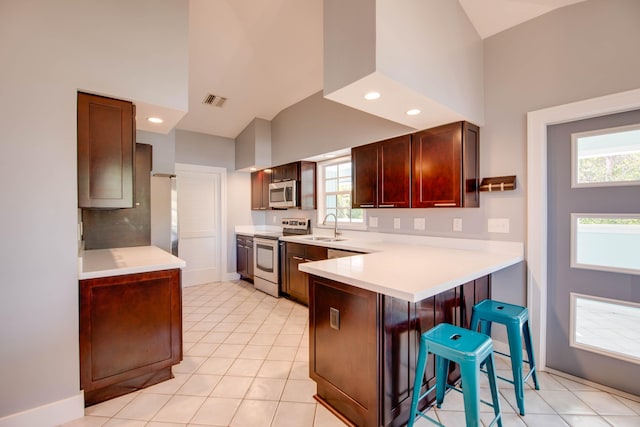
[175,0,586,139]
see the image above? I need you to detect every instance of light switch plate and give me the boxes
[393,218,401,229]
[488,218,510,233]
[414,218,426,230]
[369,216,378,227]
[453,218,463,232]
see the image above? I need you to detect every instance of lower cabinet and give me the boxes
[308,274,490,427]
[282,242,327,305]
[79,269,182,406]
[236,235,254,280]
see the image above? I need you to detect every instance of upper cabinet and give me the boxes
[251,169,271,210]
[251,161,316,210]
[78,92,136,209]
[412,121,479,208]
[352,134,411,208]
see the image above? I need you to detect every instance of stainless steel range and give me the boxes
[253,218,310,297]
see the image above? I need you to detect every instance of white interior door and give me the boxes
[176,164,223,287]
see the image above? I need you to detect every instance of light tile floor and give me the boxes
[62,280,640,427]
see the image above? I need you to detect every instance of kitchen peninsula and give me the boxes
[78,246,185,406]
[287,234,523,427]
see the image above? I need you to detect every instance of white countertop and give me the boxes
[280,232,523,303]
[79,246,186,280]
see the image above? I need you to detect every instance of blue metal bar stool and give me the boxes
[408,323,502,427]
[470,299,540,416]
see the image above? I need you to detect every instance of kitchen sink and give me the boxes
[302,236,346,242]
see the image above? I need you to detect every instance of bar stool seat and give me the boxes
[470,299,540,416]
[408,323,502,427]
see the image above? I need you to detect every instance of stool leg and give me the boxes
[435,355,449,408]
[523,321,540,390]
[408,335,428,427]
[506,321,526,415]
[470,310,480,331]
[460,362,482,427]
[485,353,503,427]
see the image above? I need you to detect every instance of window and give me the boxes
[317,157,364,227]
[572,123,640,188]
[571,293,640,364]
[571,213,640,275]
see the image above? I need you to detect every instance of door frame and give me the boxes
[175,163,229,286]
[526,87,640,370]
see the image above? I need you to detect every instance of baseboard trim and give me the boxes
[0,392,84,427]
[224,272,241,281]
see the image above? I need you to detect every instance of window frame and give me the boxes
[316,156,366,231]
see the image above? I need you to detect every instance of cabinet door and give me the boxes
[412,122,462,208]
[462,122,480,208]
[352,143,378,208]
[299,161,317,210]
[379,135,411,208]
[78,92,135,208]
[273,162,299,182]
[287,253,308,304]
[251,170,271,210]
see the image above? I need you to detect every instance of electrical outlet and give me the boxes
[393,218,401,229]
[369,216,378,228]
[488,218,510,233]
[414,218,426,230]
[272,215,277,224]
[453,218,463,232]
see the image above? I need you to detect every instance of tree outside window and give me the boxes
[318,157,363,225]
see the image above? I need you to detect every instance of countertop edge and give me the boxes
[79,246,186,280]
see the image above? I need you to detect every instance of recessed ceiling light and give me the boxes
[324,154,336,159]
[364,91,381,100]
[249,167,257,172]
[406,109,421,116]
[147,117,163,124]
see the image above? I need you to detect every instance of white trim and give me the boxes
[0,392,84,427]
[175,163,228,285]
[526,87,640,371]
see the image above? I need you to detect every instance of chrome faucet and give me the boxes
[322,213,341,239]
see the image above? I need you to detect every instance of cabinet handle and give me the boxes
[304,259,313,262]
[359,204,375,208]
[434,203,457,207]
[379,204,395,208]
[293,256,304,261]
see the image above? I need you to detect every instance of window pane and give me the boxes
[325,195,336,209]
[338,177,352,192]
[573,125,640,187]
[325,165,338,179]
[337,208,351,221]
[325,178,337,193]
[325,208,336,218]
[572,214,640,275]
[338,162,351,177]
[337,193,351,208]
[572,293,640,364]
[351,208,363,222]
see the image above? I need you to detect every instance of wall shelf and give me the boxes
[480,175,516,192]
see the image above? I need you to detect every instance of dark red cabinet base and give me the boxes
[309,274,490,427]
[80,269,182,406]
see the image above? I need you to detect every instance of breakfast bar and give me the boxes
[293,236,523,427]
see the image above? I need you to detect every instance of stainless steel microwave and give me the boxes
[269,180,296,208]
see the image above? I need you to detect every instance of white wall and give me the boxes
[137,130,177,175]
[0,0,188,422]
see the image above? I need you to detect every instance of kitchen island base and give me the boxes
[308,274,490,427]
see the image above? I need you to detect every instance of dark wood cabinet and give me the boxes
[283,242,327,305]
[251,161,316,210]
[309,274,490,427]
[236,235,254,280]
[78,92,136,209]
[412,121,479,208]
[271,162,299,182]
[251,169,271,210]
[352,134,411,208]
[80,269,182,406]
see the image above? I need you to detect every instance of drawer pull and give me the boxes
[379,204,395,208]
[293,256,304,261]
[434,203,457,207]
[359,204,375,208]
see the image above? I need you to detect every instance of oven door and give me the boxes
[253,238,279,284]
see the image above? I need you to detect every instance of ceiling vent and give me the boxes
[202,93,227,107]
